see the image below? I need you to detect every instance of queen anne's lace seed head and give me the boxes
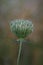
[9,19,34,38]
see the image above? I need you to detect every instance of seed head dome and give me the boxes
[9,19,33,38]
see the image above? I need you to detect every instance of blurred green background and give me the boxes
[0,0,43,65]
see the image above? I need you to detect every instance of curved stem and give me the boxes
[17,39,23,65]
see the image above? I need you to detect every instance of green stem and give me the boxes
[17,39,23,65]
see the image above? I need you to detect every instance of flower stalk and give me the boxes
[17,39,23,65]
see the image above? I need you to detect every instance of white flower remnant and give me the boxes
[9,19,34,38]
